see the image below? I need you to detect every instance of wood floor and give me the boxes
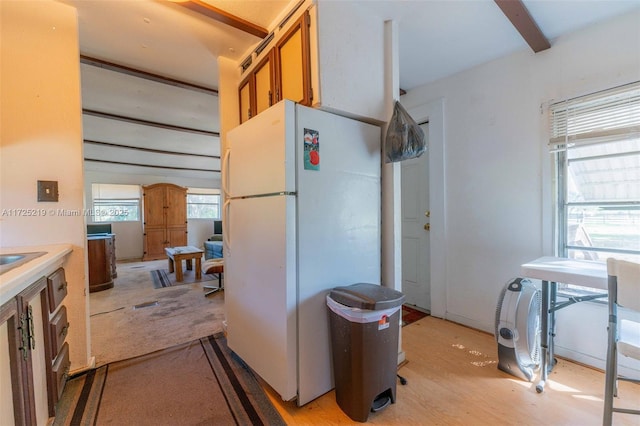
[266,317,640,425]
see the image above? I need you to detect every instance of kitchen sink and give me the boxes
[0,251,47,275]
[0,254,25,265]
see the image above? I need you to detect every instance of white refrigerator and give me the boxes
[223,100,381,406]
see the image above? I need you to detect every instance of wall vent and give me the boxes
[241,56,253,73]
[254,32,275,56]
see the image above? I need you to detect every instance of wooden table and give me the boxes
[165,246,204,282]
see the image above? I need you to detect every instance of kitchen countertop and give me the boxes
[0,244,73,306]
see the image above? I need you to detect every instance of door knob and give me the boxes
[424,223,430,231]
[425,211,430,217]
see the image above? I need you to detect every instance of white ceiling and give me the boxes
[62,0,640,182]
[366,0,640,89]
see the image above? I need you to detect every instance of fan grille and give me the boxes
[527,289,542,365]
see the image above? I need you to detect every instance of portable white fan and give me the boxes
[495,278,542,382]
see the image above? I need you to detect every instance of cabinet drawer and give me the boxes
[52,342,70,400]
[47,268,67,313]
[50,305,69,357]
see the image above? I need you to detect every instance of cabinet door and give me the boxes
[1,298,30,426]
[165,186,186,228]
[15,279,48,425]
[275,11,311,106]
[239,76,253,124]
[144,228,167,259]
[143,185,165,228]
[254,51,274,116]
[168,228,187,248]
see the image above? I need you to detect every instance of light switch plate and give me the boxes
[38,180,58,202]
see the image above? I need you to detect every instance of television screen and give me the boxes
[213,220,222,235]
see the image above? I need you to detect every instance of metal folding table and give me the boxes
[521,256,607,393]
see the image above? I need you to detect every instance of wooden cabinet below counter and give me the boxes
[1,267,71,424]
[88,234,115,293]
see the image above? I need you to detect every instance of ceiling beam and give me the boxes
[83,109,220,137]
[174,0,268,39]
[84,140,220,159]
[80,55,218,96]
[84,158,219,173]
[494,0,551,53]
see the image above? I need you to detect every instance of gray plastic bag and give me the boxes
[384,101,426,163]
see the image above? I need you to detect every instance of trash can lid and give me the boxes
[329,283,405,310]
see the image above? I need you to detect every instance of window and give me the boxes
[91,184,141,222]
[187,188,220,219]
[550,82,640,270]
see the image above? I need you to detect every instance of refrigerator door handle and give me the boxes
[221,149,231,197]
[223,199,231,251]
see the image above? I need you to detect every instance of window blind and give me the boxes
[92,183,140,200]
[549,81,640,150]
[187,187,220,195]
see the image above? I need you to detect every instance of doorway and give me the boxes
[401,122,430,311]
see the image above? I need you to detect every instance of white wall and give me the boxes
[188,219,216,249]
[84,170,220,259]
[314,2,387,122]
[401,11,640,371]
[0,0,90,372]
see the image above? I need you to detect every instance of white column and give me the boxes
[382,20,401,292]
[382,19,405,365]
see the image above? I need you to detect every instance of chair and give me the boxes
[603,258,640,425]
[202,258,224,297]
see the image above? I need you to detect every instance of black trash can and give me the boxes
[327,283,405,422]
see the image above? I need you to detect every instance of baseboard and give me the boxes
[70,356,96,376]
[444,312,493,335]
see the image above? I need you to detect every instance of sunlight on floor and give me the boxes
[547,380,581,393]
[471,360,498,367]
[508,378,533,388]
[573,394,603,402]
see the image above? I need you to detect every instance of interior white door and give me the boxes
[401,122,430,311]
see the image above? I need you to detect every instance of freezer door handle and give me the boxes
[223,199,232,251]
[221,149,231,197]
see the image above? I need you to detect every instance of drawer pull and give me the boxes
[58,281,67,291]
[60,323,70,338]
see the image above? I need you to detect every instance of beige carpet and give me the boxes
[54,334,285,426]
[90,260,225,366]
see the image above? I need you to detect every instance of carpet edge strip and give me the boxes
[206,334,265,426]
[69,368,95,425]
[199,338,241,425]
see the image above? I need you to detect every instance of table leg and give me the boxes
[168,257,175,273]
[195,257,202,280]
[549,281,558,371]
[536,279,550,393]
[175,258,184,282]
[186,259,193,271]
